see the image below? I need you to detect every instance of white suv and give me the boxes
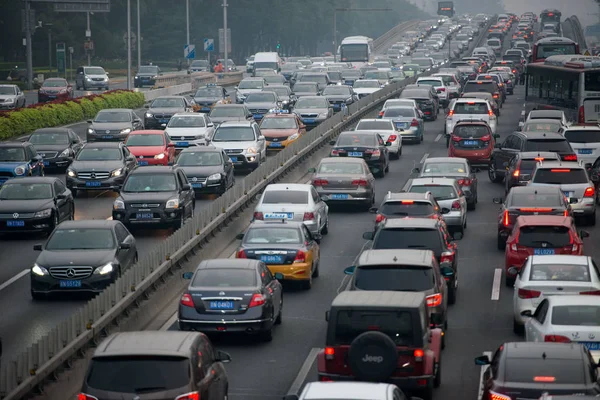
[416,76,449,107]
[445,98,497,136]
[165,113,216,149]
[564,125,600,166]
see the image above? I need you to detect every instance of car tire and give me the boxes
[348,331,398,382]
[174,209,185,230]
[488,161,503,183]
[375,168,385,178]
[448,280,457,305]
[467,199,476,211]
[275,299,283,325]
[497,234,505,251]
[384,162,389,173]
[302,273,312,290]
[505,275,515,288]
[71,188,78,198]
[321,217,329,235]
[420,386,434,400]
[390,151,400,160]
[312,259,320,277]
[513,318,524,335]
[31,291,46,301]
[433,357,442,388]
[47,212,59,236]
[69,203,75,220]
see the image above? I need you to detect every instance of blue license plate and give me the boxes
[534,248,555,255]
[229,156,238,162]
[102,135,113,139]
[269,142,283,147]
[581,342,600,351]
[348,152,363,157]
[579,149,593,154]
[176,141,189,147]
[395,122,409,128]
[462,140,478,146]
[253,114,263,119]
[59,280,82,288]
[209,300,234,310]
[201,107,211,111]
[85,181,101,187]
[191,183,203,189]
[344,81,353,85]
[260,255,284,264]
[331,194,349,200]
[136,213,153,220]
[159,119,169,124]
[264,212,293,219]
[6,220,24,227]
[303,119,315,124]
[563,191,574,198]
[333,104,341,109]
[138,160,149,166]
[43,161,50,166]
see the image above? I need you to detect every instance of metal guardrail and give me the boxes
[0,17,494,399]
[372,20,420,51]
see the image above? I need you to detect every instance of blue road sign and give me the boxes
[586,24,600,35]
[184,44,196,59]
[204,38,214,52]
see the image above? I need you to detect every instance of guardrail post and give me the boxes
[16,353,24,385]
[40,335,49,364]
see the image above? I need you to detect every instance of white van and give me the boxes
[252,52,282,75]
[486,38,502,56]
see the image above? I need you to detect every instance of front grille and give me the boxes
[0,172,14,178]
[225,149,243,154]
[38,152,58,159]
[77,171,110,180]
[188,177,208,184]
[0,212,34,218]
[137,155,153,159]
[300,113,318,118]
[95,130,121,136]
[265,136,288,142]
[171,135,200,141]
[249,109,269,114]
[130,203,161,208]
[197,102,214,106]
[153,114,173,119]
[49,266,94,279]
[91,78,104,82]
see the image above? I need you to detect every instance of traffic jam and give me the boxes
[1,6,600,400]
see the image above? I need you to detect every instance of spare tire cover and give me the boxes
[348,331,398,381]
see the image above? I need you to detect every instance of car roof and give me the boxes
[503,342,584,360]
[529,110,563,117]
[93,331,202,358]
[535,161,582,169]
[519,131,565,140]
[544,294,600,307]
[153,96,186,100]
[302,382,393,399]
[179,146,221,154]
[410,177,458,186]
[82,141,123,148]
[380,218,439,229]
[384,191,433,201]
[264,183,311,191]
[455,97,488,103]
[171,112,205,117]
[424,157,468,165]
[97,108,133,113]
[358,249,435,267]
[57,219,118,229]
[331,290,426,309]
[509,185,561,195]
[130,166,176,175]
[217,121,254,127]
[198,258,261,270]
[515,215,573,227]
[3,176,59,185]
[530,255,590,266]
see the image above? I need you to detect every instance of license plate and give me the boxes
[6,220,24,227]
[59,280,82,288]
[303,119,315,124]
[348,152,363,157]
[579,149,593,154]
[331,194,349,200]
[176,141,189,147]
[260,255,284,264]
[333,104,341,109]
[136,213,153,220]
[581,342,600,351]
[159,119,169,124]
[462,140,478,146]
[201,107,211,111]
[138,160,149,166]
[264,212,293,219]
[253,114,263,119]
[229,156,238,162]
[534,248,555,255]
[269,142,283,147]
[43,161,50,166]
[102,135,113,139]
[209,300,234,310]
[395,122,409,128]
[563,191,574,197]
[191,183,203,189]
[85,181,101,187]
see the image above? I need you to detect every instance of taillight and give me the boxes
[325,347,335,360]
[441,250,454,263]
[512,169,520,177]
[414,348,424,361]
[457,178,472,186]
[518,288,541,299]
[352,179,368,186]
[331,149,345,156]
[437,87,446,92]
[249,293,266,308]
[580,290,600,295]
[253,212,264,220]
[512,69,517,73]
[312,179,328,186]
[451,200,460,210]
[563,154,578,161]
[544,335,571,343]
[451,135,461,142]
[294,250,306,263]
[579,105,585,123]
[426,293,442,307]
[303,212,315,221]
[237,249,247,258]
[180,293,194,307]
[447,110,454,117]
[175,392,200,400]
[78,394,99,400]
[492,93,499,99]
[489,390,512,400]
[411,118,419,126]
[584,186,595,197]
[387,135,397,142]
[378,111,384,118]
[365,149,381,157]
[488,109,495,117]
[480,135,491,142]
[375,214,386,223]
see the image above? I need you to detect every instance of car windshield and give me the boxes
[318,162,364,174]
[29,131,69,145]
[260,117,297,129]
[191,60,208,67]
[524,122,562,132]
[322,87,351,96]
[517,225,571,248]
[212,127,255,142]
[533,168,588,184]
[327,72,342,81]
[456,34,469,40]
[487,40,501,46]
[380,200,435,217]
[137,66,158,74]
[46,228,115,250]
[192,268,256,287]
[122,174,177,192]
[262,190,308,204]
[410,184,457,200]
[383,107,415,118]
[552,305,600,326]
[76,148,122,161]
[194,88,222,97]
[453,125,489,138]
[354,266,434,291]
[0,147,26,162]
[265,88,289,97]
[422,163,466,176]
[300,75,327,84]
[565,130,600,143]
[353,81,380,88]
[42,79,67,88]
[84,67,105,75]
[209,107,245,117]
[342,70,362,78]
[125,134,164,146]
[239,80,264,89]
[177,151,222,166]
[365,72,388,79]
[510,192,562,207]
[454,102,488,114]
[94,111,132,123]
[246,93,277,103]
[417,80,442,87]
[264,76,284,83]
[150,98,184,108]
[356,120,393,130]
[334,310,415,346]
[243,227,302,244]
[530,264,591,282]
[0,87,16,94]
[0,183,52,200]
[295,98,327,108]
[337,134,378,147]
[435,75,455,85]
[293,83,318,92]
[86,356,189,393]
[167,115,206,128]
[463,82,494,93]
[372,228,443,254]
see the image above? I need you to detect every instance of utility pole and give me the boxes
[47,24,53,77]
[186,0,190,66]
[137,0,141,68]
[86,12,91,66]
[223,0,228,72]
[127,0,132,89]
[25,0,33,90]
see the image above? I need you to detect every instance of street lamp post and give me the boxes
[137,0,141,68]
[47,24,53,77]
[86,12,91,66]
[333,8,392,62]
[126,0,132,89]
[24,0,34,90]
[186,0,190,66]
[223,0,228,72]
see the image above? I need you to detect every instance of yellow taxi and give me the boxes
[191,83,232,113]
[259,110,306,150]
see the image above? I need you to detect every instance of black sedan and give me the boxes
[28,128,83,170]
[30,219,138,299]
[144,96,195,129]
[66,142,138,196]
[329,130,391,178]
[87,108,144,142]
[176,147,234,195]
[178,258,283,341]
[112,166,195,229]
[0,177,74,235]
[321,85,358,112]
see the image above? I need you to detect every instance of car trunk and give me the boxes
[515,225,576,256]
[332,145,381,163]
[189,286,257,314]
[498,382,591,400]
[261,204,309,222]
[315,174,365,190]
[242,245,303,265]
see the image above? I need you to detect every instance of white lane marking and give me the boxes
[419,153,429,164]
[0,269,30,292]
[478,351,492,400]
[434,133,442,142]
[286,347,321,396]
[160,312,179,331]
[491,268,502,301]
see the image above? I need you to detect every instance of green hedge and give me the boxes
[0,90,145,140]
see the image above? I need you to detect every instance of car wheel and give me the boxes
[71,188,78,198]
[375,167,385,178]
[513,318,524,335]
[69,203,75,220]
[433,358,442,388]
[312,258,320,277]
[259,327,273,342]
[47,212,59,235]
[302,272,312,290]
[497,233,506,251]
[174,209,185,230]
[505,275,515,288]
[390,150,400,160]
[275,298,283,325]
[467,199,476,211]
[420,387,434,400]
[448,281,457,305]
[384,161,389,173]
[321,217,329,235]
[488,161,503,183]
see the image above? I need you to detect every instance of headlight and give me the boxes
[246,147,258,154]
[32,264,48,276]
[87,128,95,134]
[93,262,114,275]
[154,153,165,159]
[113,199,125,210]
[34,208,52,218]
[208,173,221,181]
[166,198,179,209]
[288,133,299,141]
[152,75,158,79]
[282,100,289,104]
[14,166,26,175]
[346,97,353,102]
[120,128,132,134]
[319,113,328,118]
[67,169,76,177]
[134,76,139,79]
[85,76,91,81]
[5,98,14,103]
[145,113,153,118]
[111,168,123,177]
[60,148,70,157]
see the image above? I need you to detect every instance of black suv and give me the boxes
[488,132,577,183]
[112,166,195,229]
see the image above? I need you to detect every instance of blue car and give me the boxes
[0,142,44,185]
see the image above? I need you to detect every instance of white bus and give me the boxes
[338,36,374,67]
[525,55,600,124]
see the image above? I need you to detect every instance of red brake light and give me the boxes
[488,109,494,117]
[584,186,595,197]
[426,293,442,307]
[451,200,460,210]
[492,93,499,99]
[441,250,455,263]
[78,395,99,400]
[313,179,329,186]
[325,346,335,360]
[512,169,520,177]
[519,207,553,212]
[550,169,571,172]
[438,87,446,92]
[467,101,475,105]
[481,135,491,142]
[503,210,509,227]
[518,288,541,299]
[303,212,315,221]
[544,335,571,343]
[414,348,424,361]
[352,179,368,186]
[534,157,544,161]
[490,391,511,400]
[411,118,419,126]
[249,293,266,308]
[563,154,578,161]
[447,110,454,117]
[579,105,585,124]
[180,293,195,307]
[452,135,461,142]
[365,149,381,157]
[175,393,200,400]
[331,149,345,156]
[580,290,600,295]
[457,178,472,186]
[375,214,386,223]
[378,111,384,117]
[387,135,397,142]
[294,250,306,263]
[401,200,414,204]
[533,376,555,383]
[253,212,264,220]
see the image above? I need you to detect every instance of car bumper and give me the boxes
[67,175,126,191]
[227,154,260,169]
[442,211,463,228]
[42,156,73,168]
[514,297,538,324]
[112,208,183,226]
[170,138,207,149]
[38,93,69,102]
[303,220,320,236]
[399,128,422,142]
[0,103,17,109]
[178,314,271,333]
[191,180,223,193]
[387,140,401,153]
[87,132,129,142]
[31,272,116,294]
[570,199,595,216]
[0,215,54,233]
[299,117,327,128]
[83,80,109,88]
[505,254,527,274]
[265,262,313,281]
[134,78,156,86]
[135,158,170,166]
[317,373,433,391]
[317,188,373,203]
[266,138,299,150]
[451,150,492,167]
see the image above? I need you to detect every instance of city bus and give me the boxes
[540,9,561,26]
[525,55,600,124]
[338,36,374,67]
[437,1,454,18]
[532,37,580,63]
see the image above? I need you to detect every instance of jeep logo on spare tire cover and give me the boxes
[348,331,398,381]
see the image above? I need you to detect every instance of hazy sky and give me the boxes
[501,0,599,28]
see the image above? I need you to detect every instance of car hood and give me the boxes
[70,160,125,172]
[0,199,55,213]
[165,127,211,137]
[36,249,116,268]
[148,107,186,114]
[323,95,350,101]
[211,140,256,150]
[294,108,328,114]
[90,122,133,130]
[119,191,179,203]
[33,144,70,153]
[0,95,16,101]
[194,96,222,103]
[179,165,224,177]
[245,101,278,109]
[353,88,379,94]
[126,145,165,156]
[210,116,247,124]
[260,128,299,137]
[0,161,25,171]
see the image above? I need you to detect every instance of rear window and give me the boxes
[383,108,415,118]
[409,185,457,200]
[453,125,490,138]
[463,82,494,93]
[487,40,501,46]
[533,168,588,184]
[86,356,190,393]
[510,192,562,207]
[530,264,590,282]
[518,159,541,172]
[417,80,442,87]
[356,120,393,130]
[192,268,257,286]
[334,310,415,345]
[380,201,434,217]
[517,225,571,248]
[372,228,443,255]
[565,130,600,143]
[453,102,488,114]
[262,190,308,204]
[551,305,600,326]
[524,139,572,153]
[504,358,584,384]
[524,122,562,133]
[354,266,435,292]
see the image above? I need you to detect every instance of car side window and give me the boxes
[27,146,36,160]
[198,339,215,376]
[177,171,189,187]
[55,180,67,194]
[260,265,272,286]
[591,261,600,281]
[508,156,517,169]
[115,223,129,243]
[533,299,549,323]
[393,388,406,400]
[490,348,501,377]
[164,133,171,144]
[311,187,320,203]
[68,131,79,143]
[254,125,261,139]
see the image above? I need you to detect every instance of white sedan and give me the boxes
[354,118,403,159]
[288,382,405,400]
[512,255,600,334]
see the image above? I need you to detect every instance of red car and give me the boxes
[504,215,588,286]
[448,120,497,168]
[38,78,73,103]
[124,130,175,166]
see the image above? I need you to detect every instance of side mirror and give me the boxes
[368,207,378,213]
[308,167,316,173]
[161,123,167,128]
[329,140,336,146]
[580,230,590,238]
[86,120,93,124]
[362,231,374,240]
[520,310,533,318]
[235,233,244,240]
[492,197,503,204]
[207,123,214,127]
[474,355,491,366]
[182,183,191,191]
[144,104,150,108]
[325,310,330,321]
[493,134,500,139]
[344,266,356,275]
[215,350,232,363]
[120,242,131,250]
[182,271,194,279]
[507,267,519,276]
[134,118,141,124]
[441,207,450,214]
[33,244,43,251]
[274,272,284,280]
[440,264,454,278]
[56,193,67,200]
